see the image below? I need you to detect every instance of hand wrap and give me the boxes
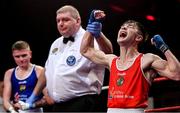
[18,100,35,110]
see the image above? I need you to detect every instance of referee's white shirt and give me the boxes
[45,27,105,103]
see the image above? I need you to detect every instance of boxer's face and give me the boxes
[12,49,32,68]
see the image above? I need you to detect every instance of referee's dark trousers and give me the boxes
[44,94,101,112]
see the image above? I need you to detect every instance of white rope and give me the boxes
[102,86,109,90]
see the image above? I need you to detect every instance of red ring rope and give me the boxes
[145,105,180,112]
[153,77,169,82]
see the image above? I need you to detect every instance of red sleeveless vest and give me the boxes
[108,54,150,108]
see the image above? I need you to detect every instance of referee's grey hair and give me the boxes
[56,5,81,20]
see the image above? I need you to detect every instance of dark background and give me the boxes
[1,0,180,81]
[0,0,180,110]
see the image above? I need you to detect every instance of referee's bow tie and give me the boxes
[63,36,75,44]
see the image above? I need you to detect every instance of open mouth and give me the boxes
[119,31,127,38]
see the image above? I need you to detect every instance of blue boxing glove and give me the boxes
[86,22,102,38]
[152,34,169,53]
[88,10,104,24]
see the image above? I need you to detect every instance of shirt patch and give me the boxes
[66,55,76,66]
[20,85,26,91]
[117,76,124,86]
[52,48,58,54]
